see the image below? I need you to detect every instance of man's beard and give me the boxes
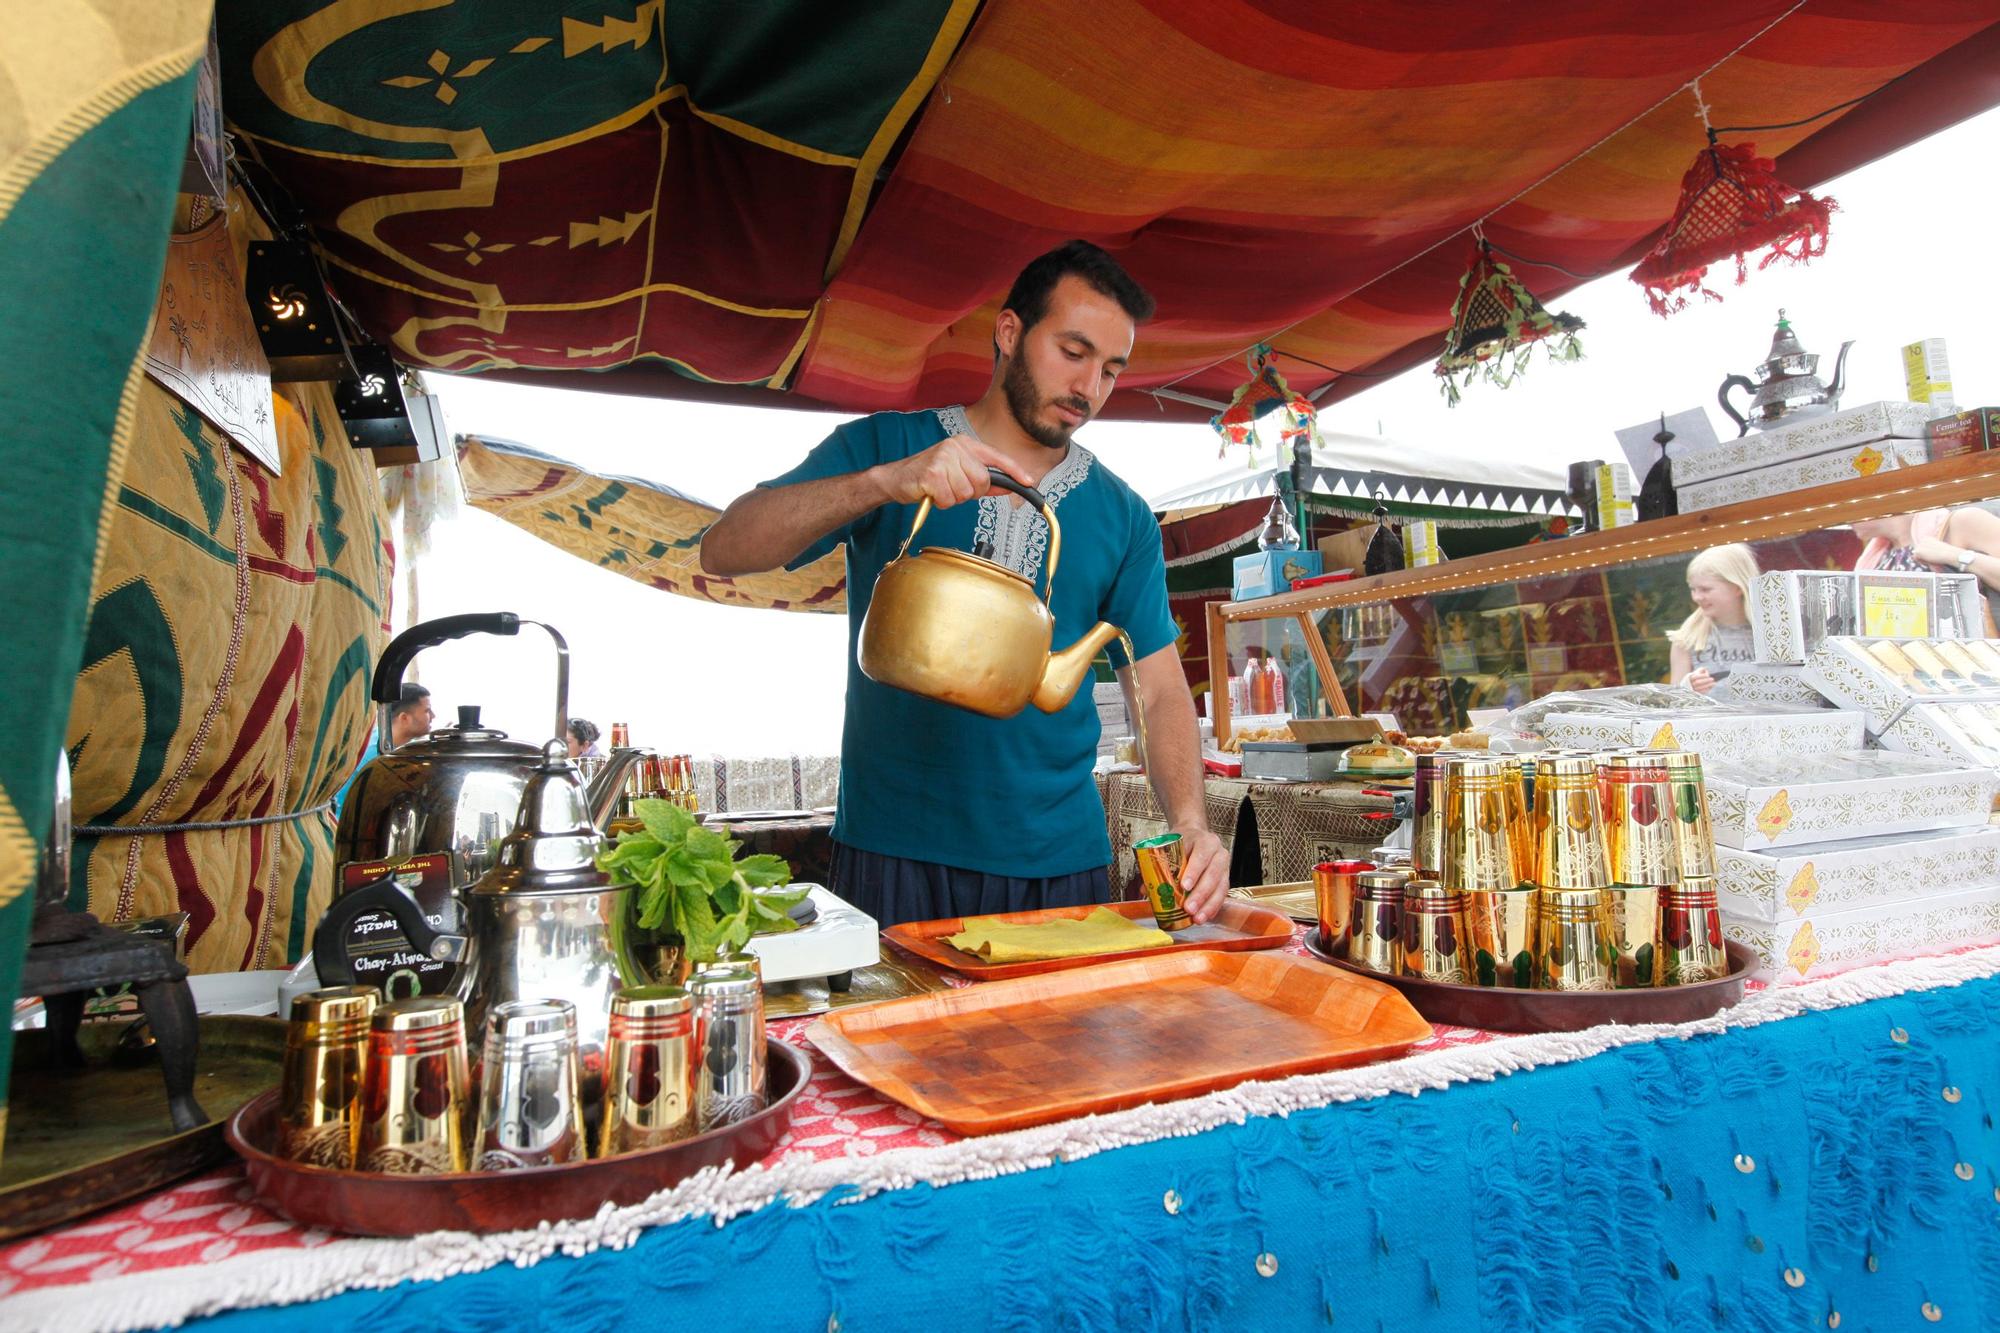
[1002,353,1090,451]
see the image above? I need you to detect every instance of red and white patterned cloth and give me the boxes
[0,927,1555,1299]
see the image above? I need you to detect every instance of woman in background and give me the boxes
[566,717,602,759]
[1668,543,1761,695]
[1851,508,2000,633]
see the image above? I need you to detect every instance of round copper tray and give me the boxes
[1302,931,1756,1032]
[227,1039,809,1236]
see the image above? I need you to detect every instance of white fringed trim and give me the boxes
[14,945,2000,1333]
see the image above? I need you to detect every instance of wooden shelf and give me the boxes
[1218,450,2000,621]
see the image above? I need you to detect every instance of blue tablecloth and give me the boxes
[180,970,1999,1333]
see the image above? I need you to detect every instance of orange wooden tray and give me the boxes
[804,951,1431,1135]
[881,898,1293,981]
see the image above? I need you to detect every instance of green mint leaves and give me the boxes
[597,798,809,961]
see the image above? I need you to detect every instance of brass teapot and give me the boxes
[859,469,1121,719]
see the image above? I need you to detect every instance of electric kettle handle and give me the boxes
[370,613,572,754]
[898,468,1062,602]
[371,613,521,702]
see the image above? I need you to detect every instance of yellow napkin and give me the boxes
[946,907,1174,962]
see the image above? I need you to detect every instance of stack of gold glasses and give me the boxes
[1365,748,1725,990]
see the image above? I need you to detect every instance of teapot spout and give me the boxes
[1826,339,1854,408]
[1033,622,1124,714]
[585,747,648,829]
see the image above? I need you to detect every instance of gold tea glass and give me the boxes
[1663,876,1728,984]
[1533,754,1611,890]
[599,984,697,1156]
[1441,757,1519,892]
[1537,888,1613,991]
[358,996,471,1175]
[1410,753,1454,878]
[1599,753,1680,888]
[1313,859,1374,955]
[1660,750,1716,879]
[1347,871,1407,974]
[278,985,377,1169]
[1467,887,1538,989]
[1402,879,1471,984]
[1133,833,1193,931]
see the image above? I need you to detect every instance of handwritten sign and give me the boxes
[145,216,281,474]
[1859,578,1934,639]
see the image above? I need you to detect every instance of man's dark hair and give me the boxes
[392,682,430,718]
[1001,240,1155,339]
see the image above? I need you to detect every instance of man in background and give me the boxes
[332,682,433,815]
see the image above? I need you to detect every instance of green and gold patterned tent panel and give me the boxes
[457,434,845,612]
[0,0,218,1154]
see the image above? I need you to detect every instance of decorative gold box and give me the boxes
[1705,751,1996,852]
[1752,570,1982,665]
[1714,826,2000,923]
[1538,709,1865,767]
[1670,399,1936,487]
[1723,882,2000,986]
[1677,438,1929,513]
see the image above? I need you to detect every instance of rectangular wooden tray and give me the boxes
[805,951,1431,1135]
[881,898,1293,980]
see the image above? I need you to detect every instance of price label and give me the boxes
[1860,580,1934,639]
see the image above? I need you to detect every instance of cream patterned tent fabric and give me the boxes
[457,434,846,613]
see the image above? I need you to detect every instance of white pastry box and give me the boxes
[1751,570,1982,664]
[1801,636,2000,765]
[1713,826,2000,923]
[1725,664,1831,710]
[1670,399,1937,486]
[1538,708,1864,766]
[1677,437,1929,513]
[1724,882,2000,985]
[1705,750,1996,851]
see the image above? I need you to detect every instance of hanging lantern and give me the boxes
[1433,241,1585,405]
[1211,344,1321,462]
[1630,137,1836,316]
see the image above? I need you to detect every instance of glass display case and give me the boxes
[1206,452,2000,743]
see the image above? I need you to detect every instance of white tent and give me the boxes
[1148,433,1578,522]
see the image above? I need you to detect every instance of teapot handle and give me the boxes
[898,468,1062,602]
[370,613,571,756]
[1717,375,1755,438]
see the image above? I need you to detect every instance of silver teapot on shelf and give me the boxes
[1717,309,1853,437]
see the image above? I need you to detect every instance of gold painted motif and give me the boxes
[1783,863,1821,913]
[1786,920,1821,977]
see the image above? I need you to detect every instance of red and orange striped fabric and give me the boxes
[793,0,2000,416]
[229,2,2000,419]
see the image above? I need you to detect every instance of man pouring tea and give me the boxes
[703,242,1227,927]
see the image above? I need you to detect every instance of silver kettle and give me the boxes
[323,613,643,997]
[319,742,643,1100]
[1718,309,1853,437]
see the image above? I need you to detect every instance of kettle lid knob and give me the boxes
[457,704,482,729]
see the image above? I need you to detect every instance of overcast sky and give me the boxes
[416,104,2000,760]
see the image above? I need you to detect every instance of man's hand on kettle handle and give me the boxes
[875,435,1028,509]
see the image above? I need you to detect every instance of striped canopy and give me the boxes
[221,2,2000,421]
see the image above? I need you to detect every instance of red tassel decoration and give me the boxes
[1631,139,1836,317]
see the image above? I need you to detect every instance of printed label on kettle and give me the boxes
[336,852,458,997]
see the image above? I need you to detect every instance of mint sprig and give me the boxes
[597,799,809,961]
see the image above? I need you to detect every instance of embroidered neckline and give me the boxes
[932,406,1094,584]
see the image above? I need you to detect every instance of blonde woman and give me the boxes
[1667,544,1760,695]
